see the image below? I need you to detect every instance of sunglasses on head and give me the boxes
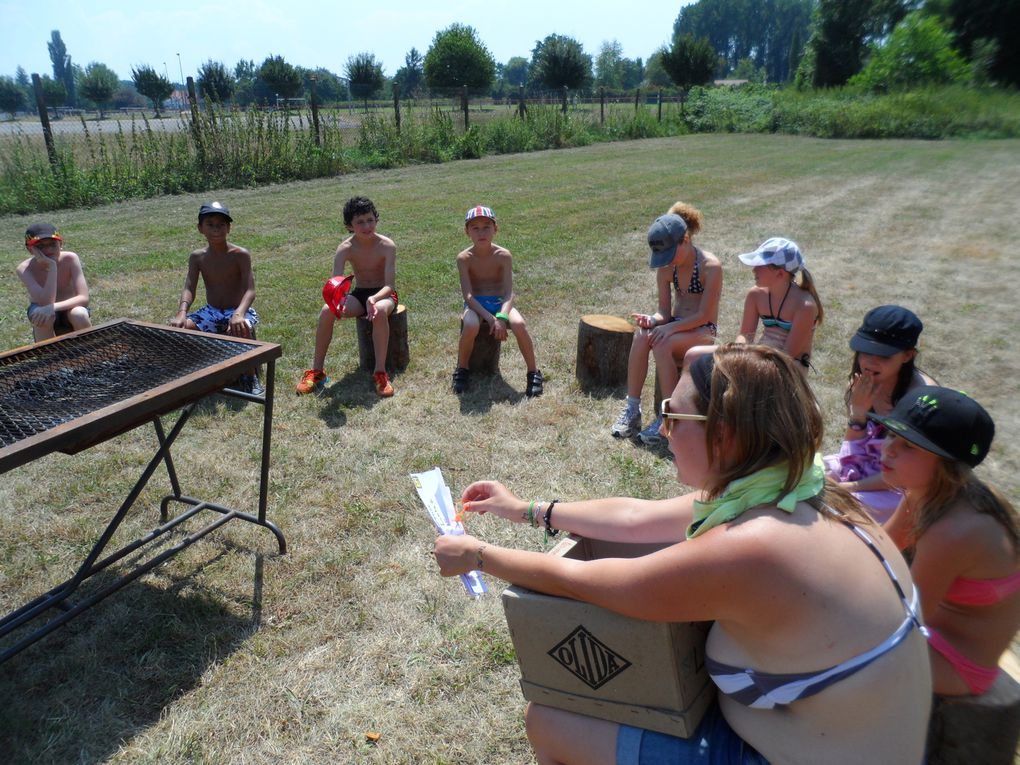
[660,399,707,437]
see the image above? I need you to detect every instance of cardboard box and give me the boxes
[502,535,715,738]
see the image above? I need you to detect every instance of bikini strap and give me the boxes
[768,280,794,323]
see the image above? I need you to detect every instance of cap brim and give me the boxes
[649,249,675,269]
[868,413,956,460]
[737,252,764,267]
[849,334,903,356]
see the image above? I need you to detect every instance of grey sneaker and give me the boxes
[637,416,666,447]
[611,407,641,438]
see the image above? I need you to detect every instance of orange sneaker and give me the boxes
[296,368,328,395]
[374,371,394,397]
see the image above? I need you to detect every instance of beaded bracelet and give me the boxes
[543,500,560,543]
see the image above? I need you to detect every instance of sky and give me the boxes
[1,0,690,83]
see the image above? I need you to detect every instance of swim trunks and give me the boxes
[349,286,398,309]
[27,303,90,334]
[469,295,504,317]
[187,304,259,334]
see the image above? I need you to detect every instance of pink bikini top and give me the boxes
[944,570,1020,606]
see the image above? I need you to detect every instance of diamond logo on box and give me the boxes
[548,625,633,690]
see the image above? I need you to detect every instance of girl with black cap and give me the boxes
[877,386,1019,696]
[824,305,936,522]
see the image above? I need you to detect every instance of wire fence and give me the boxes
[0,76,694,213]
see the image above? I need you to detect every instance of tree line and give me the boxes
[1,1,1016,119]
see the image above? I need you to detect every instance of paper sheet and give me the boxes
[411,467,487,597]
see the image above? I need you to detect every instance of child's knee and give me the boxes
[68,307,91,328]
[461,311,480,334]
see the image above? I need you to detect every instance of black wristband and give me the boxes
[543,500,560,539]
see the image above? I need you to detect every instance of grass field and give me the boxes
[0,134,1018,764]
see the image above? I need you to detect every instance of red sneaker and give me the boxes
[296,369,328,395]
[374,371,394,397]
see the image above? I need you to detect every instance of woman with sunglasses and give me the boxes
[435,345,930,764]
[876,386,1019,696]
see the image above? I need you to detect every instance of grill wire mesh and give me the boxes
[0,324,251,448]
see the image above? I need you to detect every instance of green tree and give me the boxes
[945,0,1020,87]
[345,52,385,108]
[849,11,969,91]
[38,75,67,108]
[424,23,496,92]
[258,55,302,104]
[393,48,424,97]
[644,50,674,88]
[78,62,119,118]
[304,67,346,104]
[594,40,625,90]
[660,34,717,90]
[675,0,814,82]
[234,59,256,107]
[806,0,911,87]
[531,34,593,91]
[197,60,235,103]
[132,65,173,116]
[47,30,76,106]
[621,57,644,89]
[0,76,27,118]
[503,56,529,88]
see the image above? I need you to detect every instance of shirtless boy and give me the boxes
[296,196,398,397]
[454,206,543,397]
[17,222,91,342]
[169,202,261,394]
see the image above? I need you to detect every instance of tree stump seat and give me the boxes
[926,670,1020,765]
[357,304,409,373]
[463,318,502,375]
[575,314,634,393]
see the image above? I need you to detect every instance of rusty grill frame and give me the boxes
[0,320,286,663]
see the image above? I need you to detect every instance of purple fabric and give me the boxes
[824,420,902,523]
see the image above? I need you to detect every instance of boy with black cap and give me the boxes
[169,201,261,393]
[17,222,91,342]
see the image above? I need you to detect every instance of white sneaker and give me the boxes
[638,416,666,446]
[611,407,641,438]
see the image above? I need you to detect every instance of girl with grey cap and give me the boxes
[824,305,936,522]
[877,386,1020,696]
[734,237,821,370]
[611,202,722,446]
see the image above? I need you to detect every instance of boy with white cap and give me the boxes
[454,205,543,397]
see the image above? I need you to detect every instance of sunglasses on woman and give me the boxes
[660,399,708,437]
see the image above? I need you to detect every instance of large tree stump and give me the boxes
[464,319,502,375]
[575,314,634,393]
[357,304,409,373]
[927,671,1020,765]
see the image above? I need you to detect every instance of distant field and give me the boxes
[0,134,1017,764]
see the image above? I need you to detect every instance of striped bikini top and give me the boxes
[706,518,926,710]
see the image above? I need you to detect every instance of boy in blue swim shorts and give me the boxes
[454,205,542,397]
[169,202,261,394]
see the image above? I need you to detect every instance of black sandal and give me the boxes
[452,367,470,394]
[526,370,544,398]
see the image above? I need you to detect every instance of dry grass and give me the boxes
[0,134,1018,764]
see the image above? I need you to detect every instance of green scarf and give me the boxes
[686,454,825,539]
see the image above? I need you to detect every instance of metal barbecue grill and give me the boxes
[0,320,287,663]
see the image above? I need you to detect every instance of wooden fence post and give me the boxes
[462,85,469,130]
[634,88,641,113]
[186,76,204,163]
[393,83,401,132]
[561,85,568,114]
[658,89,663,122]
[309,75,321,146]
[600,87,605,125]
[31,74,58,169]
[517,85,527,119]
